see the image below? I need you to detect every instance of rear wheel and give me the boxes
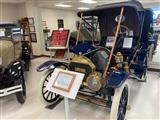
[148,43,154,62]
[25,60,30,71]
[16,74,26,104]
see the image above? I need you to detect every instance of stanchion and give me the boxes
[64,97,70,120]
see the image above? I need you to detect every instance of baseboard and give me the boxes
[32,55,50,59]
[148,68,160,72]
[32,55,44,59]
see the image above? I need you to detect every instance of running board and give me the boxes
[129,74,146,82]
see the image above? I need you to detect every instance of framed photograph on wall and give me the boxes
[28,17,34,25]
[29,26,36,32]
[42,21,47,27]
[52,71,76,92]
[30,33,37,42]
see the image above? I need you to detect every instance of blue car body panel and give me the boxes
[71,43,96,55]
[37,60,68,72]
[134,48,147,78]
[108,71,129,88]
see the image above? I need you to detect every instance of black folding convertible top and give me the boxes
[77,0,145,40]
[77,0,144,17]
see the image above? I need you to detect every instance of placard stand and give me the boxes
[50,49,53,59]
[48,29,70,59]
[64,97,70,120]
[45,68,85,119]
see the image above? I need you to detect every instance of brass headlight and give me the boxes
[86,72,102,92]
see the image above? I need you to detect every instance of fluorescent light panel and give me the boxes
[55,4,72,8]
[77,7,89,10]
[80,0,97,4]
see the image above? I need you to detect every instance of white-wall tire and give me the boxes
[110,80,130,120]
[148,43,154,62]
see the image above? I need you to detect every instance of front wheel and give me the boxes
[110,81,129,120]
[148,43,154,62]
[16,74,26,104]
[39,70,61,106]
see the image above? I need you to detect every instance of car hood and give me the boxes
[0,40,14,67]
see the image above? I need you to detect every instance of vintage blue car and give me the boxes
[37,1,150,119]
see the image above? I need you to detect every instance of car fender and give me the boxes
[8,61,23,79]
[108,71,129,88]
[37,60,68,72]
[21,42,31,60]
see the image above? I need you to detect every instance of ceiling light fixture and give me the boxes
[55,4,72,8]
[77,7,89,10]
[80,0,97,4]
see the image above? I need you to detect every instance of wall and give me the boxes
[17,3,27,19]
[17,2,79,56]
[41,8,79,55]
[0,3,27,22]
[143,2,160,8]
[41,8,78,35]
[0,2,42,56]
[0,3,19,22]
[25,1,44,56]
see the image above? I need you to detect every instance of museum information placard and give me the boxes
[50,30,69,47]
[46,68,84,99]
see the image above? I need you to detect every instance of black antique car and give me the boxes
[0,23,30,104]
[143,9,159,62]
[37,1,150,120]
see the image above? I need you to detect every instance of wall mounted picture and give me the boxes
[28,17,34,25]
[30,33,37,42]
[52,71,76,92]
[42,21,47,27]
[29,26,36,32]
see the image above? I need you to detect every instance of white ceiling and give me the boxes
[0,0,26,4]
[1,0,160,10]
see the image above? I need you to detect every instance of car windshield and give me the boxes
[76,16,101,43]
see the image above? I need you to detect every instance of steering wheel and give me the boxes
[113,25,130,36]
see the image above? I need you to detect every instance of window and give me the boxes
[58,19,64,29]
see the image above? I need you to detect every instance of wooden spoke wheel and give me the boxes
[110,81,129,120]
[117,86,128,120]
[39,70,61,105]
